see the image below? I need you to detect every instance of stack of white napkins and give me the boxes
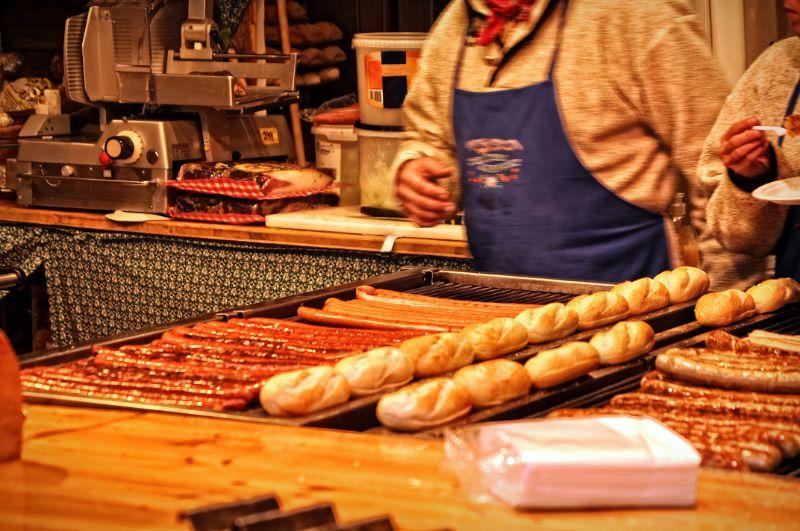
[475,416,701,509]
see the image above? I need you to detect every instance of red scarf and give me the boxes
[477,0,535,46]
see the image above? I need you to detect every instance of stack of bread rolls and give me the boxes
[376,320,657,431]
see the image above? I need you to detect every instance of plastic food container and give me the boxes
[312,124,359,206]
[356,122,409,213]
[353,32,427,127]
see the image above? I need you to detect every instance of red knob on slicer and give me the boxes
[99,151,112,166]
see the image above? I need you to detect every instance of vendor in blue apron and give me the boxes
[394,0,742,284]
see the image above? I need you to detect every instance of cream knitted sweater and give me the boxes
[699,37,800,261]
[394,0,766,288]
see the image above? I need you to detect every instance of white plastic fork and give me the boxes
[753,125,788,136]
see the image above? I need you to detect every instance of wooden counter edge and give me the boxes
[0,202,471,259]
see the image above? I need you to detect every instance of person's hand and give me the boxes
[719,117,771,178]
[396,157,456,227]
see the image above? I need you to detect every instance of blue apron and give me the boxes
[453,0,670,283]
[773,77,800,279]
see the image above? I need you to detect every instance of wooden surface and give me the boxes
[1,405,799,530]
[0,202,471,259]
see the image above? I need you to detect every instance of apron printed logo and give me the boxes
[464,138,523,188]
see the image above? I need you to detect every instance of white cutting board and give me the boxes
[265,206,466,241]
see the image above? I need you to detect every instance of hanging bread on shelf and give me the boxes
[265,0,308,25]
[266,22,344,47]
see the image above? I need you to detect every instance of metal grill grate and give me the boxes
[406,282,573,304]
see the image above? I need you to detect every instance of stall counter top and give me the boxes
[1,405,799,531]
[0,201,471,259]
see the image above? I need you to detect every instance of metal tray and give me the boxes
[19,268,701,431]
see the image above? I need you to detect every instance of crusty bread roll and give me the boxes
[747,279,789,314]
[462,317,529,360]
[780,278,800,304]
[514,303,579,344]
[376,378,472,432]
[566,291,630,330]
[611,278,670,315]
[524,341,600,389]
[260,366,350,417]
[746,278,800,314]
[694,289,757,327]
[653,266,710,304]
[589,320,655,365]
[453,359,531,407]
[334,347,414,397]
[399,333,474,378]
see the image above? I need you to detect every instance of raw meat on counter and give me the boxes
[173,161,335,199]
[548,329,800,472]
[20,318,424,412]
[167,161,338,224]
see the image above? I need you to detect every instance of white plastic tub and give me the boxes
[353,32,427,127]
[312,124,359,206]
[356,123,409,212]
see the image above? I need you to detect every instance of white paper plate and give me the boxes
[105,210,170,223]
[752,177,800,205]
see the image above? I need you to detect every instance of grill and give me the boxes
[18,267,800,477]
[19,268,698,430]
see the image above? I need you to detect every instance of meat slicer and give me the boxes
[8,0,298,213]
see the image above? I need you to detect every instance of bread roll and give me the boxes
[376,378,472,432]
[524,342,600,389]
[653,266,710,304]
[747,279,788,314]
[462,317,529,360]
[514,303,579,344]
[694,289,757,327]
[399,333,474,378]
[566,291,630,330]
[746,278,800,314]
[260,366,350,417]
[611,278,670,315]
[589,320,655,365]
[334,347,414,397]
[453,359,531,407]
[780,278,800,304]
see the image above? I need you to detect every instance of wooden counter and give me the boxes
[0,201,470,259]
[1,405,799,530]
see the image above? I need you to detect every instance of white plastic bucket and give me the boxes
[353,32,427,127]
[356,123,409,212]
[312,124,359,206]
